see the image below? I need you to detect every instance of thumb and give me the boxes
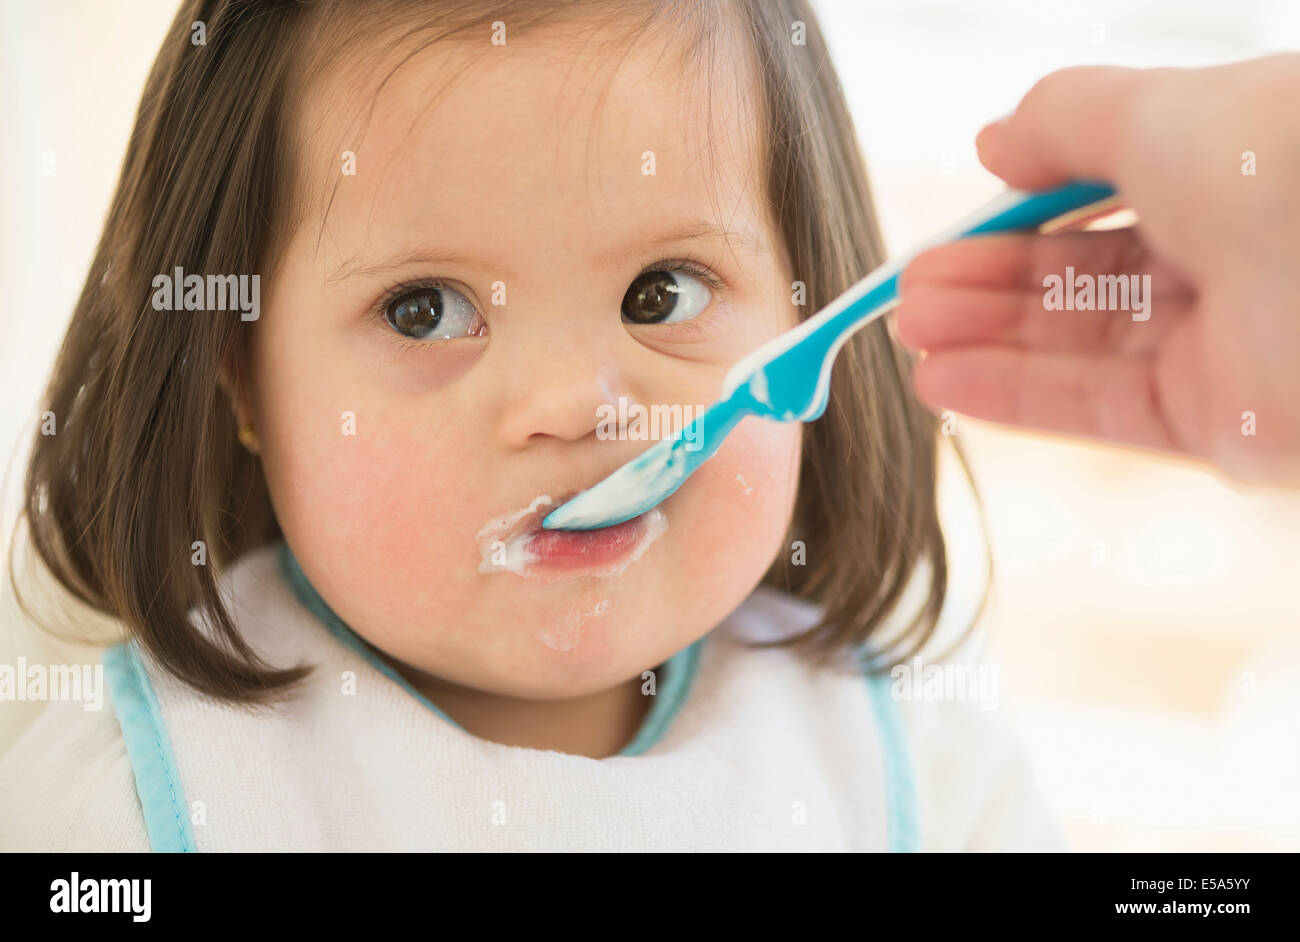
[976,65,1146,190]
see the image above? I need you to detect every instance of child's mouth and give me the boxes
[476,492,667,579]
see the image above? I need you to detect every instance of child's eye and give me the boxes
[621,262,718,326]
[380,282,487,341]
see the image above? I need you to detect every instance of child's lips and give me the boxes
[481,490,668,578]
[506,491,650,570]
[525,513,650,569]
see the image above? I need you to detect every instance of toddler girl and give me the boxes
[2,0,1061,851]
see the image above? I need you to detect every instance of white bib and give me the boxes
[102,543,916,851]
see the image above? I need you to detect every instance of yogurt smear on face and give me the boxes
[477,495,666,580]
[476,495,553,576]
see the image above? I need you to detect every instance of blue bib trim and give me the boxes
[101,545,909,851]
[102,641,195,853]
[863,666,920,852]
[278,543,703,757]
[278,545,463,728]
[619,639,701,757]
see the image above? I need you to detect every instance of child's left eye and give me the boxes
[621,263,719,326]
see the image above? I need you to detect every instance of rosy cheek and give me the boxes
[710,417,801,504]
[256,377,486,620]
[663,415,801,600]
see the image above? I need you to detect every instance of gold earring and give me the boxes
[237,422,259,452]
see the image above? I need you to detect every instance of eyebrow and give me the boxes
[325,249,485,286]
[324,218,767,286]
[592,219,768,270]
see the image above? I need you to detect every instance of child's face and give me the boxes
[248,23,801,697]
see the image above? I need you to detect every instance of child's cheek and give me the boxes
[662,415,802,607]
[258,383,486,627]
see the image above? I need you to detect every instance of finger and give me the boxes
[900,227,1189,295]
[897,228,1193,354]
[912,346,1182,455]
[894,282,1192,356]
[975,65,1146,190]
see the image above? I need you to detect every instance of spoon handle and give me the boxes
[720,181,1119,422]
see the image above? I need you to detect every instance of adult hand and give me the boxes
[894,54,1300,487]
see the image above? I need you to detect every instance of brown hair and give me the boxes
[12,0,987,707]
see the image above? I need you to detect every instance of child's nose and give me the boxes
[492,335,632,449]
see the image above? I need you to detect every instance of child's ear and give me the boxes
[216,345,252,427]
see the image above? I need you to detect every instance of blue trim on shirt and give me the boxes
[278,542,702,757]
[862,666,920,852]
[102,641,196,853]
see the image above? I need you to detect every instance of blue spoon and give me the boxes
[542,180,1118,531]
